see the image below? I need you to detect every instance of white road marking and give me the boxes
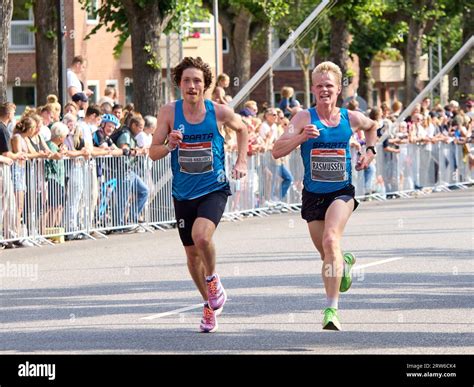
[357,257,404,269]
[141,257,403,321]
[141,303,204,320]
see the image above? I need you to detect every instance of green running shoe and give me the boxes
[322,307,342,331]
[340,252,356,293]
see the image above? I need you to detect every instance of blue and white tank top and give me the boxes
[300,107,353,194]
[170,99,229,200]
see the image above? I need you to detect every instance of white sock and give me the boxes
[326,298,338,309]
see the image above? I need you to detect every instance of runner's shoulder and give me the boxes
[292,109,312,127]
[212,101,235,122]
[160,101,177,113]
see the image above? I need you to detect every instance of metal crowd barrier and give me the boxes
[1,143,472,246]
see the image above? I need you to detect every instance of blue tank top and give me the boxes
[300,107,353,194]
[170,99,229,200]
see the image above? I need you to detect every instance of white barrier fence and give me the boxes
[1,143,472,246]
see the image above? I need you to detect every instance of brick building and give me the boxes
[7,0,222,113]
[223,34,359,110]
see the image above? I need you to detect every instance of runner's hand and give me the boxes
[231,158,247,180]
[355,152,375,171]
[300,124,320,141]
[167,130,183,149]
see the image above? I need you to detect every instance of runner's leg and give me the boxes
[184,245,207,300]
[191,217,217,277]
[321,199,354,307]
[307,220,325,261]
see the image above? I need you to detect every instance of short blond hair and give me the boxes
[312,61,342,86]
[244,100,257,109]
[281,86,294,99]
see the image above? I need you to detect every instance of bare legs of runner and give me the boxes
[184,217,217,300]
[307,199,354,328]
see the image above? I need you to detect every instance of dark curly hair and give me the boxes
[172,57,213,91]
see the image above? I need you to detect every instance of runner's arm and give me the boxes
[149,104,174,161]
[348,110,378,170]
[348,110,377,149]
[272,110,310,159]
[222,107,248,163]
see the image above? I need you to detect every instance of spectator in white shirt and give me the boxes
[259,108,279,149]
[136,115,157,149]
[67,56,94,98]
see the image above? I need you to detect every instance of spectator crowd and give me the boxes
[0,57,472,248]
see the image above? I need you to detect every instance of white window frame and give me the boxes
[9,7,35,52]
[105,79,118,88]
[7,83,37,114]
[272,32,314,71]
[86,0,100,25]
[222,36,229,54]
[125,78,134,105]
[87,80,100,104]
[187,17,213,37]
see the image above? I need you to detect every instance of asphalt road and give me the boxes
[1,189,473,354]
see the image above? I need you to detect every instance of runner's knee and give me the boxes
[186,249,202,266]
[322,229,340,256]
[192,233,212,250]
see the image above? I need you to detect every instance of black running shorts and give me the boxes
[301,184,359,222]
[173,189,231,246]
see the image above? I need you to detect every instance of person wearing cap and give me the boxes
[72,93,89,119]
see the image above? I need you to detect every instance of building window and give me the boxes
[372,90,379,106]
[86,0,99,24]
[87,81,100,104]
[222,36,229,54]
[9,0,34,51]
[272,34,314,71]
[397,87,405,104]
[12,85,36,114]
[106,80,118,88]
[389,88,396,103]
[125,80,134,105]
[190,17,212,37]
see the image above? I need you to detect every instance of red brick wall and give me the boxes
[7,53,36,83]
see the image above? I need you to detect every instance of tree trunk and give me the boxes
[33,0,58,105]
[0,0,13,102]
[267,25,274,107]
[302,66,311,108]
[122,0,171,116]
[459,6,473,102]
[358,56,373,108]
[294,46,312,109]
[405,18,426,106]
[328,15,350,101]
[219,8,253,100]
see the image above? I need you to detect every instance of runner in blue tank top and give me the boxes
[273,61,378,331]
[150,57,248,333]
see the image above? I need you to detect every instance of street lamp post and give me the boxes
[213,0,219,77]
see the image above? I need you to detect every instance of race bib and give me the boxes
[311,149,347,182]
[178,142,213,174]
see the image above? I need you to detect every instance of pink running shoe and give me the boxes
[206,273,227,314]
[199,303,218,333]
